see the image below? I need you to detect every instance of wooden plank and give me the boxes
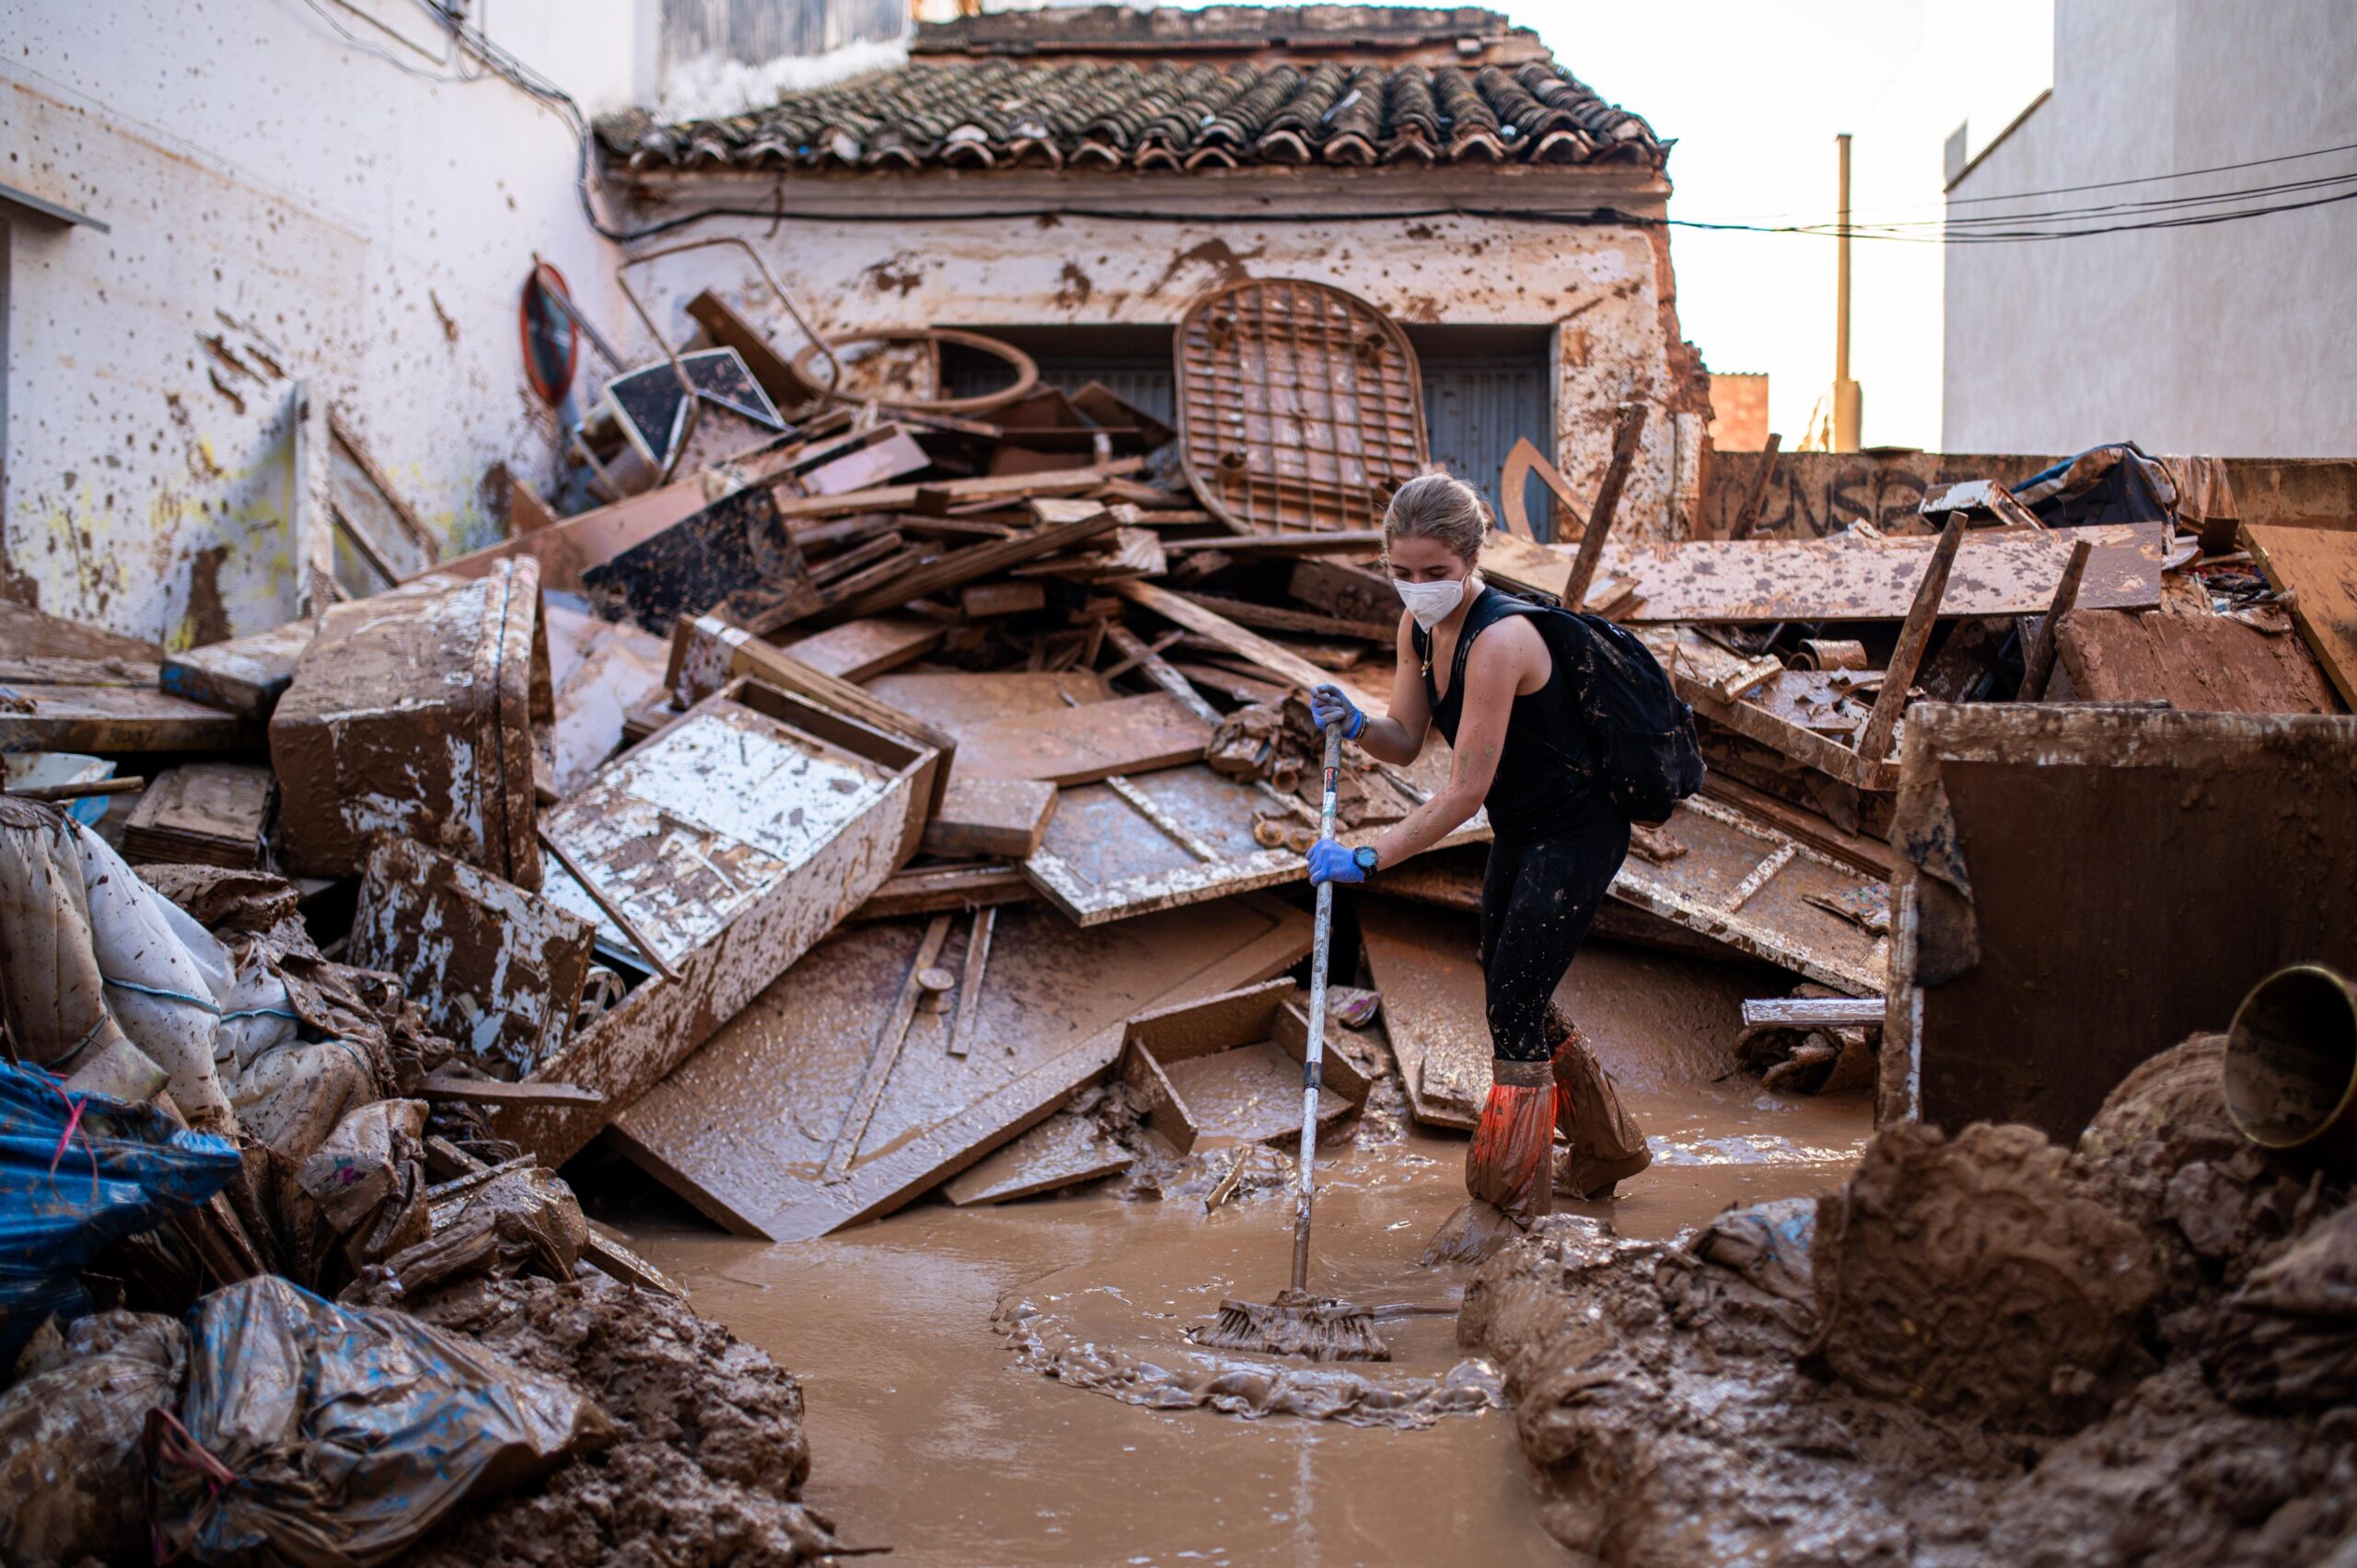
[1101,623,1221,726]
[941,1110,1133,1205]
[770,459,1144,520]
[0,683,251,753]
[2052,607,2340,714]
[1359,899,1488,1130]
[421,482,706,593]
[1476,530,1636,614]
[1643,627,1901,793]
[864,669,1109,735]
[1608,522,2168,623]
[509,478,560,535]
[777,616,944,681]
[951,691,1211,786]
[960,582,1047,618]
[0,600,162,662]
[606,893,1313,1239]
[855,863,1038,921]
[810,500,1122,627]
[1853,512,1964,764]
[419,1073,603,1108]
[921,776,1058,859]
[1165,528,1387,556]
[496,678,937,1166]
[1020,761,1485,926]
[1111,578,1383,708]
[1565,401,1646,609]
[686,287,818,410]
[159,617,319,719]
[1741,996,1885,1028]
[824,914,955,1182]
[2241,523,2357,710]
[1171,590,1392,643]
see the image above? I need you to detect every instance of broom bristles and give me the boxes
[1191,1290,1390,1362]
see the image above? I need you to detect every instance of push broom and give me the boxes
[1194,718,1389,1362]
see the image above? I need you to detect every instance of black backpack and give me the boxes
[1490,597,1706,826]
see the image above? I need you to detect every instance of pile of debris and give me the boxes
[1458,1031,2357,1565]
[4,270,2352,1557]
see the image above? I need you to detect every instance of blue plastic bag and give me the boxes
[0,1060,241,1366]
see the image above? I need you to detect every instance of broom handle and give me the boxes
[1291,719,1344,1295]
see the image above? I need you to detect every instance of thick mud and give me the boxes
[598,939,1872,1565]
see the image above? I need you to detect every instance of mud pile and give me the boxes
[1460,1034,2357,1567]
[406,1273,845,1567]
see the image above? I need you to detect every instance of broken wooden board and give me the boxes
[1608,795,1888,997]
[546,604,673,796]
[1605,523,2168,623]
[685,288,819,410]
[0,677,252,754]
[767,459,1145,521]
[1021,761,1485,926]
[2052,606,2341,714]
[1477,532,1637,617]
[922,776,1058,859]
[496,677,940,1166]
[1887,703,2357,1144]
[808,499,1122,628]
[941,1110,1134,1206]
[774,616,945,681]
[0,600,162,662]
[1359,899,1488,1130]
[1643,627,1901,791]
[425,482,706,593]
[950,691,1211,786]
[580,484,822,636]
[121,763,273,869]
[1120,979,1368,1154]
[863,670,1109,734]
[855,862,1039,921]
[1111,578,1387,712]
[1367,842,1755,965]
[269,562,551,885]
[159,617,319,719]
[349,835,595,1081]
[2240,523,2357,710]
[605,892,1313,1239]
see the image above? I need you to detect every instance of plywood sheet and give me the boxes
[863,670,1109,734]
[1601,523,2167,623]
[609,893,1313,1239]
[2242,523,2357,710]
[1359,899,1488,1130]
[122,762,273,869]
[949,691,1211,785]
[779,616,943,681]
[0,681,251,754]
[941,1111,1133,1205]
[922,776,1058,859]
[2054,607,2340,714]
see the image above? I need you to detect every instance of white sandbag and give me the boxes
[69,825,237,1130]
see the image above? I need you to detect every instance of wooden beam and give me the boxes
[2015,537,2094,702]
[1853,512,1965,764]
[1566,401,1647,610]
[1726,431,1782,541]
[770,459,1145,521]
[811,502,1122,627]
[1112,578,1381,707]
[1103,622,1222,726]
[1740,995,1885,1028]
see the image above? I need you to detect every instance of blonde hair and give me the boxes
[1382,470,1490,564]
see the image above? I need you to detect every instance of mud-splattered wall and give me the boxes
[603,174,1711,539]
[1,2,638,647]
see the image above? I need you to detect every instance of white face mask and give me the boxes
[1394,574,1470,632]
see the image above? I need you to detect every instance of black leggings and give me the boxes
[1479,809,1631,1063]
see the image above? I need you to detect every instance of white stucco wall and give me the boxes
[1,0,640,645]
[608,190,1707,534]
[1942,0,2357,456]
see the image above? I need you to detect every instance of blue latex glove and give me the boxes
[1307,682,1365,740]
[1306,839,1366,886]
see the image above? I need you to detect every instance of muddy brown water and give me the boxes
[597,941,1870,1566]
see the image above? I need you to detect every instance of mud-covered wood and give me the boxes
[581,484,822,636]
[1175,277,1427,534]
[0,677,252,754]
[159,617,319,719]
[121,763,274,869]
[606,893,1313,1239]
[1120,979,1366,1154]
[2241,522,2357,710]
[1359,899,1489,1129]
[269,560,550,885]
[424,482,706,593]
[950,691,1212,786]
[498,677,935,1165]
[1021,761,1485,926]
[922,777,1058,858]
[1887,703,2357,1143]
[2052,607,2340,714]
[350,835,596,1080]
[940,1110,1134,1205]
[776,616,944,681]
[808,498,1121,627]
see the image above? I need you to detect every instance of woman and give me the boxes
[1305,470,1650,1262]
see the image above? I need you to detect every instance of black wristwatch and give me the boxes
[1353,845,1381,878]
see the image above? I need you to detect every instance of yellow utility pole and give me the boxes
[1832,132,1863,452]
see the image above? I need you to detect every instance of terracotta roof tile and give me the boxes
[600,54,1663,176]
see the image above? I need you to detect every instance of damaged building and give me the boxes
[1,3,2354,1565]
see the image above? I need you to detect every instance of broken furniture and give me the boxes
[120,763,274,869]
[498,675,944,1166]
[1120,979,1370,1154]
[268,560,551,886]
[348,836,596,1082]
[1886,703,2357,1143]
[1175,277,1427,534]
[604,892,1312,1240]
[159,617,319,721]
[580,484,820,635]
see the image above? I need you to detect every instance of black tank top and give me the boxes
[1412,585,1607,844]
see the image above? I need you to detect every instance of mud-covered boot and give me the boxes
[1549,1013,1652,1200]
[1422,1059,1555,1266]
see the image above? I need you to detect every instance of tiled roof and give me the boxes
[600,57,1665,175]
